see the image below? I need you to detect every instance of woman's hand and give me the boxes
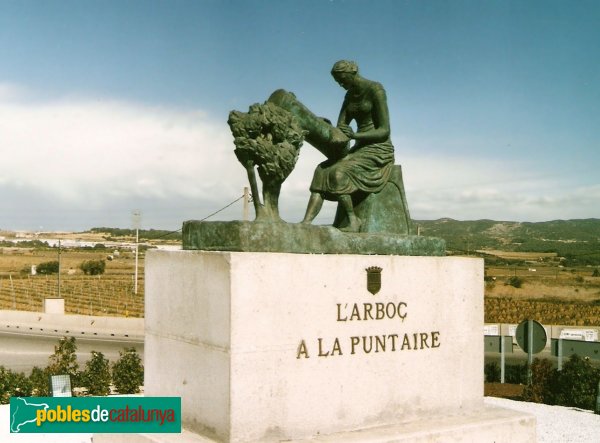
[338,123,354,139]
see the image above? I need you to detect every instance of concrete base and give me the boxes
[93,405,535,442]
[139,250,535,442]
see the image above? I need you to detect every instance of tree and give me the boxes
[506,276,523,288]
[36,260,59,275]
[228,101,305,221]
[81,351,111,396]
[112,348,143,394]
[47,336,79,387]
[80,260,106,275]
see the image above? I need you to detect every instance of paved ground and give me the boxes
[486,396,600,443]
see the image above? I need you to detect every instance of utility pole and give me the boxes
[9,274,15,309]
[132,211,141,295]
[57,239,61,298]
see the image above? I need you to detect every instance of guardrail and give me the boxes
[484,323,600,348]
[551,338,600,370]
[0,309,144,342]
[485,322,600,383]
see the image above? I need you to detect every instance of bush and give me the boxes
[592,269,600,277]
[37,260,59,275]
[112,348,143,394]
[10,371,33,400]
[80,259,106,275]
[505,276,523,288]
[505,363,528,384]
[484,362,501,382]
[0,366,33,404]
[29,366,50,397]
[549,354,600,409]
[522,358,554,403]
[81,351,111,396]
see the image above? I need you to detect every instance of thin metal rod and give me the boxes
[527,319,533,384]
[243,187,249,221]
[558,338,563,371]
[57,239,61,298]
[134,228,139,295]
[500,335,506,384]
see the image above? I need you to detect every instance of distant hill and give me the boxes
[89,227,182,242]
[415,218,600,266]
[85,219,600,266]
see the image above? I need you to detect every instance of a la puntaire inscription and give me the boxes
[296,300,441,359]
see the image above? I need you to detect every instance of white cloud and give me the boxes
[402,154,600,221]
[0,84,598,230]
[0,88,245,207]
[0,83,26,101]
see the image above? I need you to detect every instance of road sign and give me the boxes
[516,319,547,354]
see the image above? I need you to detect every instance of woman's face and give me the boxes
[332,71,355,90]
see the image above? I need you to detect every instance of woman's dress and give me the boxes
[310,81,395,200]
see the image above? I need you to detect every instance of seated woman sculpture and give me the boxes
[301,60,395,232]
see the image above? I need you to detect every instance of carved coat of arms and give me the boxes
[366,266,382,295]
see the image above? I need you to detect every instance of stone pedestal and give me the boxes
[138,250,535,442]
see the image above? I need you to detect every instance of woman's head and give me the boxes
[331,60,359,90]
[331,60,359,75]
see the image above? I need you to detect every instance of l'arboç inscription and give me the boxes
[296,300,441,359]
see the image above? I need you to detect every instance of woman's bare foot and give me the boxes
[340,216,362,232]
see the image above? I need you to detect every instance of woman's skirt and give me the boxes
[310,140,394,200]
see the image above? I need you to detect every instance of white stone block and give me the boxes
[44,298,65,315]
[144,251,530,442]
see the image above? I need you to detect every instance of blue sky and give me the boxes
[1,0,599,231]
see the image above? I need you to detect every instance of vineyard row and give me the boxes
[0,275,144,318]
[486,297,600,326]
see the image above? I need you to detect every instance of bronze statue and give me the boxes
[187,61,439,254]
[228,60,411,235]
[301,60,395,232]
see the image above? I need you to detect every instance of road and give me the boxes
[0,329,143,373]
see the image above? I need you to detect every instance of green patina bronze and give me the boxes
[185,60,444,255]
[228,101,306,222]
[299,60,401,234]
[182,221,445,256]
